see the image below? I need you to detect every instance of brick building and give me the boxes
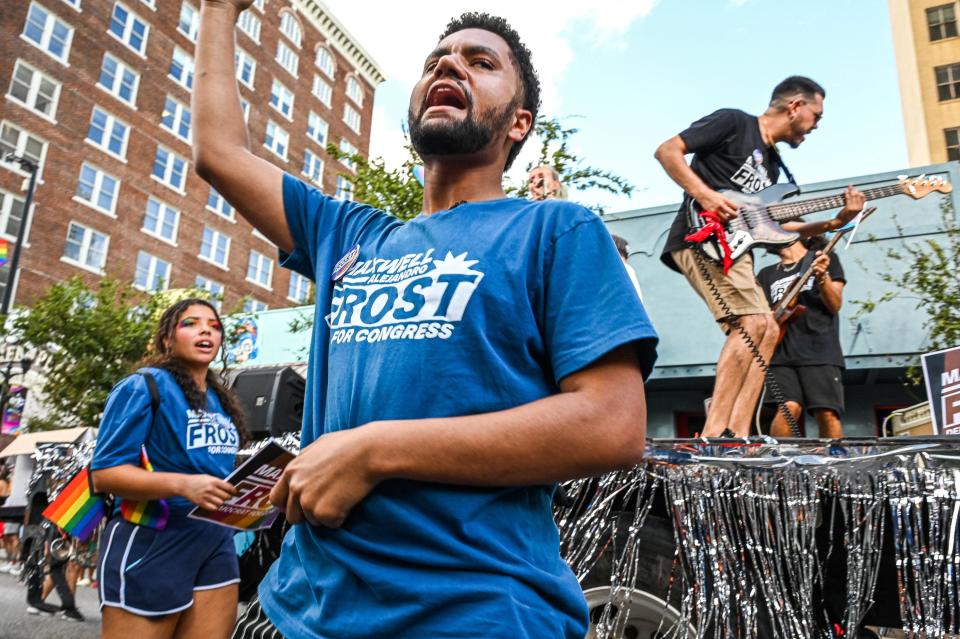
[0,0,385,312]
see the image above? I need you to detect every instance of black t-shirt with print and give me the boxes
[660,108,780,271]
[756,251,846,367]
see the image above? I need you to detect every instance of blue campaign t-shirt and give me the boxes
[258,174,659,639]
[92,367,240,514]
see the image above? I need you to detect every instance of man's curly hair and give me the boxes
[439,12,541,170]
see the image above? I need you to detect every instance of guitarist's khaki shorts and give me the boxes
[671,248,770,324]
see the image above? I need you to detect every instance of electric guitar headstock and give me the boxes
[898,174,953,199]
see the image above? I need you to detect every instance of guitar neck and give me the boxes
[773,231,847,318]
[768,184,900,221]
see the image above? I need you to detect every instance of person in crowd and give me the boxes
[611,234,644,301]
[757,235,847,438]
[528,164,569,200]
[91,298,246,639]
[655,76,863,436]
[193,4,657,638]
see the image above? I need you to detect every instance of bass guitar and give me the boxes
[687,175,951,263]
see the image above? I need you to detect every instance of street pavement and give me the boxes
[0,568,101,639]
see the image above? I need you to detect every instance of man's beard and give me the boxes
[408,96,518,158]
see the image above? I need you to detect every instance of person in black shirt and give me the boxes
[655,76,863,436]
[757,236,846,438]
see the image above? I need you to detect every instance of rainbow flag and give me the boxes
[119,448,169,530]
[0,239,8,267]
[42,468,107,542]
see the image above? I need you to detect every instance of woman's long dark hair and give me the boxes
[137,298,248,443]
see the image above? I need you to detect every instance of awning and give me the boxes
[0,427,96,459]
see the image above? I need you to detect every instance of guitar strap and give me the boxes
[769,144,799,192]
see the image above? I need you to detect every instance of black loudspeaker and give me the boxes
[230,366,305,438]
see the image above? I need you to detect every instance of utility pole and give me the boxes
[1,153,39,316]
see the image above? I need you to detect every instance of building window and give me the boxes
[346,76,364,106]
[237,9,260,43]
[312,75,332,107]
[62,0,82,8]
[302,149,323,183]
[207,187,235,220]
[339,139,357,171]
[195,275,224,309]
[936,63,960,101]
[161,95,191,141]
[343,104,361,134]
[240,98,250,122]
[288,272,310,303]
[199,226,231,269]
[1,123,47,177]
[946,127,960,161]
[335,175,352,201]
[928,4,958,41]
[269,80,295,119]
[86,107,130,160]
[276,41,299,77]
[307,112,328,145]
[109,3,150,56]
[279,10,302,47]
[246,250,273,288]
[152,146,188,192]
[169,47,194,90]
[22,3,74,64]
[140,0,155,8]
[235,49,256,88]
[98,53,140,106]
[0,191,27,241]
[134,251,171,292]
[142,197,179,243]
[315,46,335,78]
[75,163,119,215]
[178,2,198,43]
[63,222,108,272]
[8,61,61,120]
[263,120,289,160]
[243,298,267,313]
[252,0,265,11]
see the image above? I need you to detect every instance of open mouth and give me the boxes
[195,339,215,351]
[425,84,467,110]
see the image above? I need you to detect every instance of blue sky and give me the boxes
[327,0,907,212]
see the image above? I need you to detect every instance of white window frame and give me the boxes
[61,0,82,9]
[315,46,335,79]
[85,106,130,161]
[140,0,156,9]
[0,190,29,243]
[306,111,328,145]
[312,75,332,107]
[263,120,289,160]
[7,60,61,122]
[338,138,357,171]
[142,196,180,245]
[343,103,361,134]
[62,221,109,274]
[108,2,150,57]
[97,53,140,107]
[276,41,299,78]
[346,75,364,106]
[246,250,273,289]
[199,225,231,270]
[240,98,250,122]
[169,46,194,90]
[22,3,74,65]
[134,251,171,292]
[207,187,235,221]
[160,94,191,142]
[335,175,353,201]
[152,145,188,193]
[1,121,49,180]
[243,298,268,313]
[279,10,302,47]
[74,162,120,216]
[195,275,224,310]
[287,271,311,304]
[178,2,198,43]
[269,79,295,120]
[237,9,261,43]
[235,48,256,89]
[251,0,265,11]
[302,149,323,184]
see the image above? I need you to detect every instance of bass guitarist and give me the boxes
[757,236,846,438]
[655,76,864,436]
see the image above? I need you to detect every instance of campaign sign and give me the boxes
[188,441,295,530]
[921,345,960,436]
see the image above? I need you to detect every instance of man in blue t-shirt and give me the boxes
[194,5,658,638]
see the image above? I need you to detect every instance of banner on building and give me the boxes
[921,345,960,435]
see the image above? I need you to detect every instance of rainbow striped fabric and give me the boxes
[119,448,169,530]
[42,467,107,542]
[0,239,8,267]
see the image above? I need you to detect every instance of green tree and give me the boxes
[326,142,423,221]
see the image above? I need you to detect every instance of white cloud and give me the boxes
[324,0,659,172]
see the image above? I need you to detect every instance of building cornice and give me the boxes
[291,0,387,88]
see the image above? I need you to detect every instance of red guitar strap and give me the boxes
[684,210,734,275]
